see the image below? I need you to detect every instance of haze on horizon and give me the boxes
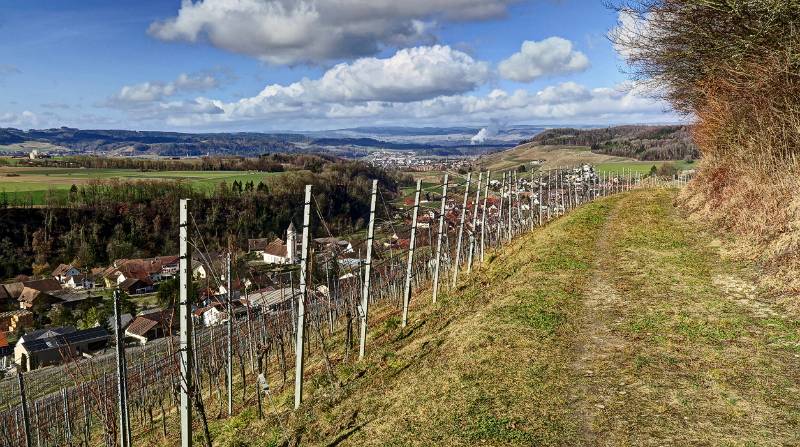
[0,0,682,133]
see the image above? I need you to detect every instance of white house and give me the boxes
[52,264,81,283]
[261,223,298,264]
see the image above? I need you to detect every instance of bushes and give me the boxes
[611,0,800,303]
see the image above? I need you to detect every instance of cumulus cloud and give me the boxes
[103,45,674,129]
[148,0,519,65]
[609,9,652,60]
[498,37,589,82]
[0,111,39,128]
[109,72,220,105]
[244,45,489,108]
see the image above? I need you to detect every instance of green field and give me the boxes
[0,166,295,204]
[595,159,696,174]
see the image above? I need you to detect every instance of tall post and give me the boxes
[294,185,312,409]
[402,180,422,327]
[113,290,129,447]
[515,171,523,233]
[432,175,449,303]
[547,170,552,221]
[480,171,490,263]
[497,172,505,244]
[226,252,233,416]
[178,198,192,447]
[507,172,513,241]
[358,180,378,360]
[537,173,543,226]
[452,173,471,287]
[467,171,482,273]
[529,171,535,231]
[18,373,31,447]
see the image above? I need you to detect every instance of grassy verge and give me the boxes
[147,188,799,446]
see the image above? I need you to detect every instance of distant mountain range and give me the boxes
[0,124,691,159]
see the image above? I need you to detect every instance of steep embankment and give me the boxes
[209,189,800,446]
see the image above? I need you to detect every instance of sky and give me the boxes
[0,0,680,132]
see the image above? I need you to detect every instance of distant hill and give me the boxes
[0,127,518,158]
[0,127,309,156]
[523,125,698,161]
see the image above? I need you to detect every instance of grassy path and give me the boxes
[202,188,799,446]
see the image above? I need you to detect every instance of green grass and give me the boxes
[142,188,799,446]
[595,159,696,174]
[0,166,296,204]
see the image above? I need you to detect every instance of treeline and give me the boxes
[0,161,408,279]
[522,125,698,161]
[22,153,339,173]
[0,128,308,155]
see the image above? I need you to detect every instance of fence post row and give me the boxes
[0,163,671,447]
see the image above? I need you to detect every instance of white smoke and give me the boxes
[470,119,505,145]
[470,127,492,145]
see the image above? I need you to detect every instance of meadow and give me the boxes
[0,165,294,204]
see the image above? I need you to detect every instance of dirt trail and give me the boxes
[572,189,800,446]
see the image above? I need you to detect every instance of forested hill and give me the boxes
[523,125,698,161]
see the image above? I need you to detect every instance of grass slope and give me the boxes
[478,144,696,174]
[200,189,799,446]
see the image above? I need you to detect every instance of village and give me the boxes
[0,165,602,376]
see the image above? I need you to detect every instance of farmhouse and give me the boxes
[125,309,177,345]
[52,264,81,283]
[118,277,155,295]
[17,279,63,311]
[14,326,110,371]
[65,274,95,290]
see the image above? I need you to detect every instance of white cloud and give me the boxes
[0,111,39,128]
[244,45,489,106]
[148,0,519,65]
[103,45,675,129]
[110,72,219,105]
[498,37,589,82]
[609,9,651,60]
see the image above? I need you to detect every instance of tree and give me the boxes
[649,165,658,177]
[156,278,179,308]
[47,304,75,327]
[517,164,527,173]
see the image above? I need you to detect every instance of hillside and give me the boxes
[523,125,698,161]
[197,188,799,446]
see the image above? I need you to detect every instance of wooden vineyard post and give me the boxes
[402,180,422,327]
[432,174,449,303]
[480,171,490,263]
[452,173,471,287]
[18,372,31,447]
[226,251,233,416]
[113,290,130,447]
[467,171,482,273]
[294,185,312,409]
[497,172,505,245]
[358,180,378,360]
[178,198,193,447]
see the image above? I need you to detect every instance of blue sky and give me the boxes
[0,0,678,131]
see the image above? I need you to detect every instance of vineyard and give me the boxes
[0,167,687,447]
